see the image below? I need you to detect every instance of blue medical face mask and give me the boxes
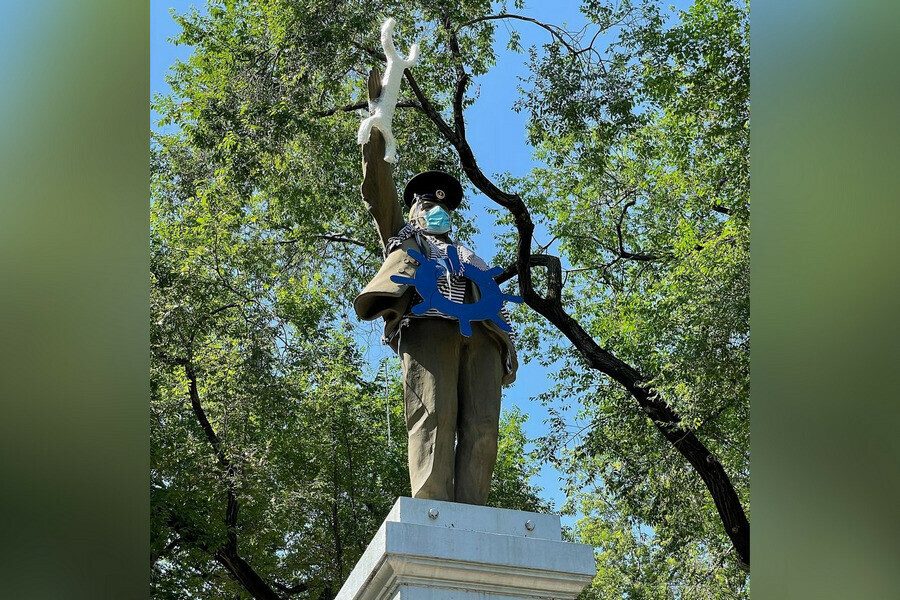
[421,205,451,234]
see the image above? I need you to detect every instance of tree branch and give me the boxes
[494,263,518,285]
[401,69,535,307]
[455,14,580,55]
[563,231,667,264]
[314,99,421,118]
[530,254,563,303]
[182,362,286,600]
[184,362,228,472]
[151,536,182,566]
[402,69,460,146]
[616,199,634,256]
[711,176,733,215]
[613,200,665,261]
[215,548,284,600]
[442,13,470,139]
[207,302,240,317]
[273,581,310,596]
[398,54,750,566]
[315,233,368,248]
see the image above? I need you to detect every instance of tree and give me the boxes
[152,0,749,598]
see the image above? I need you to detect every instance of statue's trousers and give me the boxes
[398,318,503,505]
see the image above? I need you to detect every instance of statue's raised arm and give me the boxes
[358,18,419,250]
[360,66,405,251]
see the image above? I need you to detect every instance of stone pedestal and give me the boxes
[336,497,596,600]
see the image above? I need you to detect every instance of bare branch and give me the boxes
[456,13,580,55]
[615,248,664,261]
[712,204,732,216]
[560,231,667,264]
[527,254,563,303]
[273,581,310,596]
[442,14,470,138]
[406,68,750,565]
[614,199,665,261]
[351,40,386,63]
[182,362,286,600]
[316,233,368,248]
[711,176,733,216]
[402,69,459,145]
[536,235,559,253]
[184,362,229,472]
[207,302,240,318]
[314,99,421,118]
[494,263,518,285]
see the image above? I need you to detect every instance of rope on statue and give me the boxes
[377,358,393,448]
[383,360,392,447]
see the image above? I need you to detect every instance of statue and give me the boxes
[353,20,519,505]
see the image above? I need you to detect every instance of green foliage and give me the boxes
[152,0,749,598]
[487,407,553,512]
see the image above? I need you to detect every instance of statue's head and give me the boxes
[404,171,462,235]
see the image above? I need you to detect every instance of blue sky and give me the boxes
[151,0,607,521]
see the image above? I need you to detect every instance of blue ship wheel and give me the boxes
[390,245,522,336]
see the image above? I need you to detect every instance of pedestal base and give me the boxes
[336,497,596,600]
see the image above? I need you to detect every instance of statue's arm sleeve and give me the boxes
[361,129,405,250]
[361,67,405,250]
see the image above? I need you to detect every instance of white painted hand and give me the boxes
[357,18,420,163]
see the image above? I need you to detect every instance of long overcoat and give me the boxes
[351,130,518,385]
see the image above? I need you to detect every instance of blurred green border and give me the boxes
[0,1,150,597]
[752,1,900,597]
[0,0,898,597]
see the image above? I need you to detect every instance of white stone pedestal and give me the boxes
[335,497,596,600]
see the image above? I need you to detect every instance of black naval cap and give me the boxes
[402,170,464,210]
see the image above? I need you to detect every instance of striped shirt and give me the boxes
[385,224,514,332]
[413,235,470,318]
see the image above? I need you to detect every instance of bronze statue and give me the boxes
[353,63,518,505]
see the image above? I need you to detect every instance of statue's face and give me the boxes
[410,199,453,235]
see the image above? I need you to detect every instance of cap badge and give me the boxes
[435,189,446,200]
